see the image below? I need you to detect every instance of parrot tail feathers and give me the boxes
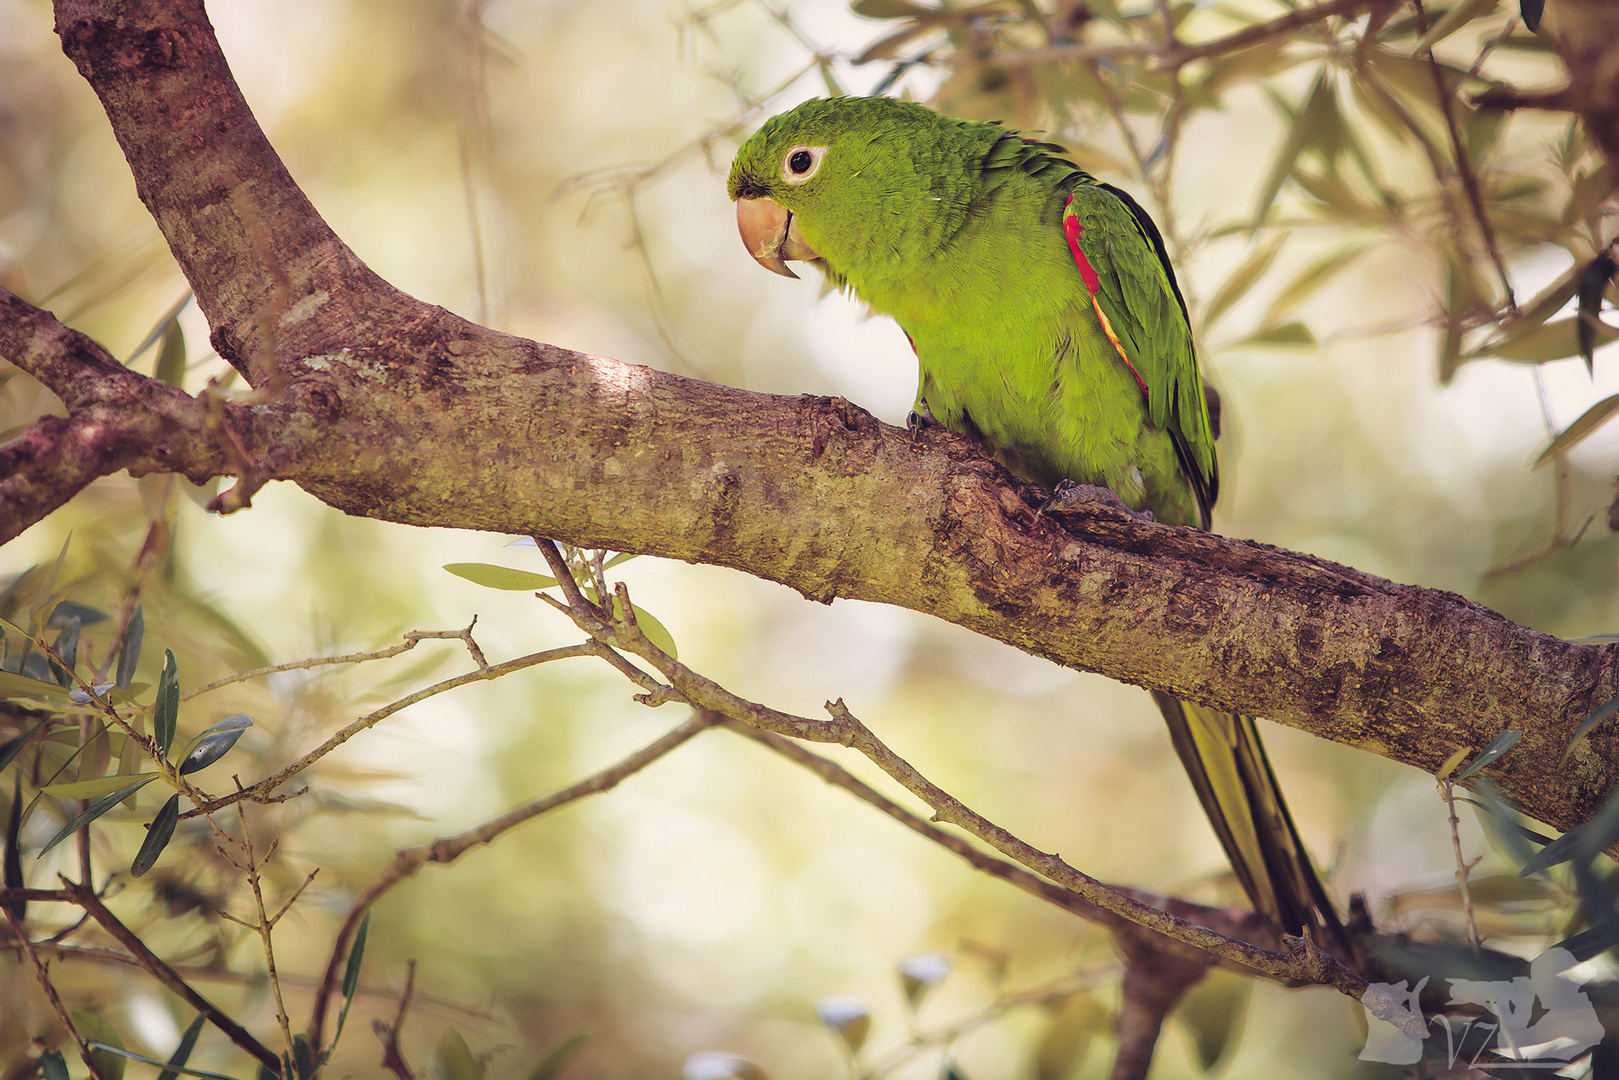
[1150,691,1350,956]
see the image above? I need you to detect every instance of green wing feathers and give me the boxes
[1060,184,1219,526]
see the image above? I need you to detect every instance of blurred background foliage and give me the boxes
[2,0,1619,1076]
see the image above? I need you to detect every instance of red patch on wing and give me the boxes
[1062,194,1102,296]
[1065,195,1149,401]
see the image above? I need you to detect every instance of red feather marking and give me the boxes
[1062,195,1101,296]
[1064,196,1149,401]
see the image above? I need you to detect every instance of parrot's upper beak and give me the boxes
[736,196,818,279]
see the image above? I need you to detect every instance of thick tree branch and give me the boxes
[1,0,1613,846]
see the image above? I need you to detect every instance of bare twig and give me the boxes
[307,709,718,1051]
[530,541,1420,1038]
[718,717,1270,965]
[60,877,282,1074]
[373,961,418,1080]
[1414,0,1517,313]
[984,0,1382,71]
[181,642,597,820]
[1437,774,1482,953]
[181,623,488,701]
[223,799,297,1063]
[3,903,100,1079]
[1485,368,1595,578]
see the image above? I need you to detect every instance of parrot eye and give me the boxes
[781,145,826,184]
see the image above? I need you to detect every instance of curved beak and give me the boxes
[736,196,819,279]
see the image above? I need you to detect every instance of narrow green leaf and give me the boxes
[72,1015,125,1080]
[1521,782,1619,875]
[443,564,559,591]
[434,1029,485,1080]
[526,1033,588,1080]
[0,670,74,706]
[1476,315,1619,363]
[1468,779,1539,869]
[1577,254,1617,373]
[1262,242,1371,324]
[0,720,47,774]
[131,793,180,877]
[1202,233,1289,329]
[41,772,162,800]
[1231,322,1316,349]
[1252,74,1328,225]
[851,0,931,16]
[1413,0,1498,53]
[1176,968,1251,1071]
[154,649,179,759]
[1504,262,1584,338]
[343,912,371,1001]
[819,61,845,98]
[29,537,72,631]
[1569,690,1619,751]
[155,320,187,388]
[1034,995,1104,1080]
[39,1050,68,1080]
[37,777,160,858]
[115,607,144,689]
[178,714,252,775]
[47,602,107,628]
[1535,393,1619,466]
[1456,729,1522,780]
[89,1043,240,1080]
[293,1035,314,1080]
[156,1014,207,1080]
[1567,166,1614,227]
[124,291,192,368]
[583,589,679,659]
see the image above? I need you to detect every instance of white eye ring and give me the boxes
[781,145,827,184]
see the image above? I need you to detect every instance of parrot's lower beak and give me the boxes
[736,196,818,279]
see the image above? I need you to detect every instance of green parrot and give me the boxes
[727,96,1346,950]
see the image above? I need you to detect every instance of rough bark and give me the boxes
[1,0,1616,842]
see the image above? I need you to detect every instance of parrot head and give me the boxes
[727,97,988,283]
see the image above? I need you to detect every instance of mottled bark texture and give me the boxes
[1,1,1615,837]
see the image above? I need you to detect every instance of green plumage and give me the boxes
[728,96,1213,526]
[730,96,1345,949]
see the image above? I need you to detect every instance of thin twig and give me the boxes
[225,798,296,1064]
[181,641,594,819]
[373,961,418,1080]
[307,710,718,1051]
[1414,0,1517,313]
[1,938,496,1022]
[1438,775,1482,952]
[719,718,1266,967]
[529,542,1422,1038]
[61,876,283,1074]
[985,0,1381,71]
[1484,367,1594,578]
[181,624,487,701]
[3,903,100,1079]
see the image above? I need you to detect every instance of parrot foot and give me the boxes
[1037,480,1156,522]
[906,398,938,440]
